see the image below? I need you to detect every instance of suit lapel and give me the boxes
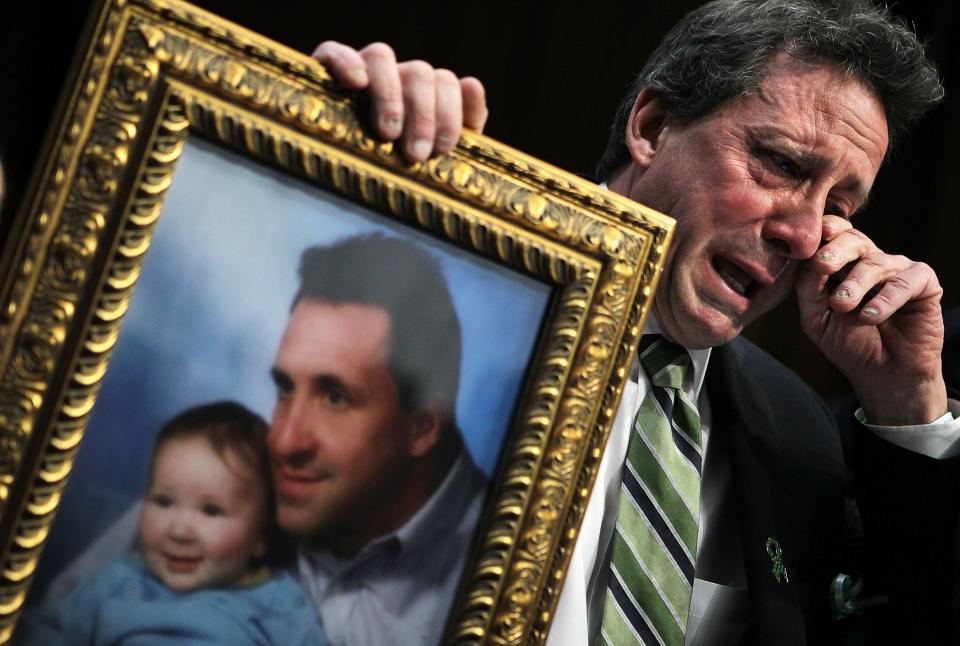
[706,342,807,644]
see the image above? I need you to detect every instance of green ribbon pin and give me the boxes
[766,537,789,583]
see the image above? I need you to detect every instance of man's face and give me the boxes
[613,53,889,349]
[267,299,416,552]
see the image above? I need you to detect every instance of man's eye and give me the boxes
[316,376,350,407]
[768,152,801,179]
[271,370,293,398]
[826,203,851,220]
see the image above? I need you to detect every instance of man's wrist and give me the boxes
[857,376,948,426]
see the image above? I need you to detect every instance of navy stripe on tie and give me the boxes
[649,385,703,474]
[669,422,703,474]
[650,382,675,419]
[609,567,662,645]
[623,464,696,584]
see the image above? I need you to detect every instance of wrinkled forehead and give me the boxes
[749,54,890,160]
[757,54,888,135]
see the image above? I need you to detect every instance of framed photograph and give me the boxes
[0,1,673,644]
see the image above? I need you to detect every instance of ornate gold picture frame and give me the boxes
[0,0,673,643]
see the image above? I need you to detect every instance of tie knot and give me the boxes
[638,335,693,391]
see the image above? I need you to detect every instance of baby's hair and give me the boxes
[149,401,270,489]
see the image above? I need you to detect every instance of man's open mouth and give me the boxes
[713,257,758,297]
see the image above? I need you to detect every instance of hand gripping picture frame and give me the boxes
[0,1,673,643]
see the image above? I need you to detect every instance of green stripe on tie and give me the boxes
[624,428,699,556]
[615,491,694,617]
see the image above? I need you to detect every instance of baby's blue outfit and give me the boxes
[17,555,328,645]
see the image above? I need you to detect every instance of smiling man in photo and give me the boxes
[267,234,488,645]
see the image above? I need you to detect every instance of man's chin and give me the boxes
[659,308,743,349]
[653,289,747,347]
[276,506,328,539]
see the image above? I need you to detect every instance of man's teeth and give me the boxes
[715,261,751,296]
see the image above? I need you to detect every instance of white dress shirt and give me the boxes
[297,451,487,646]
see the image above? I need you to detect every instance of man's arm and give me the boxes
[799,216,958,643]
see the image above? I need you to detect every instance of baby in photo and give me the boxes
[18,401,327,645]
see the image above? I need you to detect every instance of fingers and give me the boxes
[848,261,942,322]
[312,41,370,88]
[398,60,438,160]
[362,43,404,139]
[818,214,853,241]
[827,252,911,319]
[797,216,943,323]
[460,77,489,132]
[808,217,874,276]
[312,41,489,163]
[313,41,403,140]
[433,69,463,153]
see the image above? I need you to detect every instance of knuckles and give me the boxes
[360,42,397,63]
[882,273,914,295]
[398,59,436,81]
[311,40,342,58]
[434,68,460,87]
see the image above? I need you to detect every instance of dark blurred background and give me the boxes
[1,0,957,405]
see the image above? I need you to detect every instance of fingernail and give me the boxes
[380,116,402,136]
[833,287,850,300]
[410,139,432,160]
[818,249,835,261]
[349,65,367,85]
[863,305,879,317]
[435,136,455,153]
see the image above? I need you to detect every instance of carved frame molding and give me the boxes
[0,2,673,643]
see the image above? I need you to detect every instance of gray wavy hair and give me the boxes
[595,0,943,181]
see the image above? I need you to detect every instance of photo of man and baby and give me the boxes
[13,138,552,645]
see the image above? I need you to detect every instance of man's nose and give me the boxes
[761,194,823,260]
[268,397,318,462]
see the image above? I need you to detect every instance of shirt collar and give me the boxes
[393,450,475,550]
[301,449,478,573]
[637,314,711,400]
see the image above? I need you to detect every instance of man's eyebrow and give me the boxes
[749,127,872,213]
[270,367,291,385]
[750,126,823,167]
[313,374,349,392]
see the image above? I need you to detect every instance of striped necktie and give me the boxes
[599,335,703,645]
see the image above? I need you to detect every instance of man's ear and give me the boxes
[404,403,445,458]
[625,87,671,171]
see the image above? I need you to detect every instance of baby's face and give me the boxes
[138,435,267,592]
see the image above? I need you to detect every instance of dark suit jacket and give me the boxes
[708,337,959,645]
[943,308,960,388]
